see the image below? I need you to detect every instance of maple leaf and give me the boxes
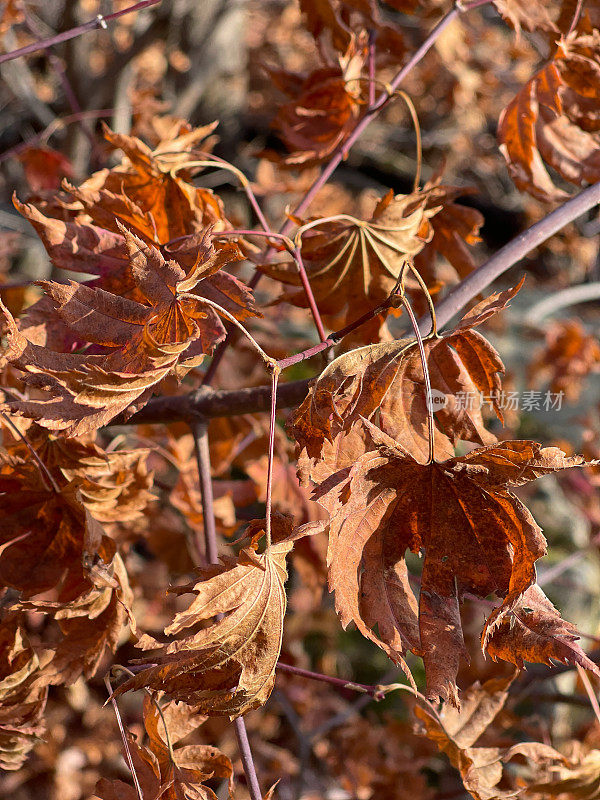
[14,197,256,356]
[484,583,600,675]
[1,228,244,434]
[529,318,600,402]
[415,674,566,800]
[96,695,233,800]
[0,455,109,598]
[86,123,223,243]
[0,614,47,771]
[297,0,407,62]
[261,189,435,329]
[16,552,133,686]
[498,32,600,201]
[266,36,367,167]
[308,420,587,703]
[290,284,521,468]
[3,422,154,523]
[114,537,292,717]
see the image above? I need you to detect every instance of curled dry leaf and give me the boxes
[527,749,600,799]
[261,188,435,329]
[0,614,47,771]
[0,454,109,598]
[95,695,233,800]
[14,122,258,353]
[491,0,557,35]
[529,319,600,402]
[485,583,600,675]
[16,552,133,686]
[266,35,367,166]
[298,0,408,62]
[301,418,587,704]
[498,31,600,201]
[412,182,484,289]
[414,674,566,800]
[2,422,154,523]
[114,535,292,717]
[1,228,244,435]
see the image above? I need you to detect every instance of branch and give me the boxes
[0,0,162,65]
[113,379,311,426]
[429,181,600,332]
[192,422,263,800]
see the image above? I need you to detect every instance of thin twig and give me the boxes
[191,421,263,800]
[276,662,391,700]
[0,0,163,65]
[104,675,144,800]
[576,663,600,726]
[0,412,60,492]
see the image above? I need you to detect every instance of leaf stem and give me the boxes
[0,0,162,65]
[191,421,263,800]
[399,295,436,464]
[264,366,280,551]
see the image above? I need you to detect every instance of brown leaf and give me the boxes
[266,36,367,166]
[498,32,600,201]
[0,614,47,771]
[529,319,600,402]
[412,182,484,287]
[309,420,586,704]
[2,228,243,434]
[298,0,407,61]
[290,284,521,467]
[0,456,108,598]
[261,188,435,330]
[3,422,154,523]
[415,674,565,800]
[485,584,600,676]
[114,538,292,717]
[492,0,557,35]
[17,552,133,686]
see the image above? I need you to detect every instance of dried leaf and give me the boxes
[266,36,367,166]
[415,674,565,800]
[0,614,47,771]
[290,284,521,467]
[498,32,600,201]
[1,228,243,434]
[308,419,586,704]
[485,584,600,675]
[114,538,292,717]
[261,189,435,329]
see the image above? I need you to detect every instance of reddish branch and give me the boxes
[276,662,389,700]
[191,422,263,800]
[0,0,162,65]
